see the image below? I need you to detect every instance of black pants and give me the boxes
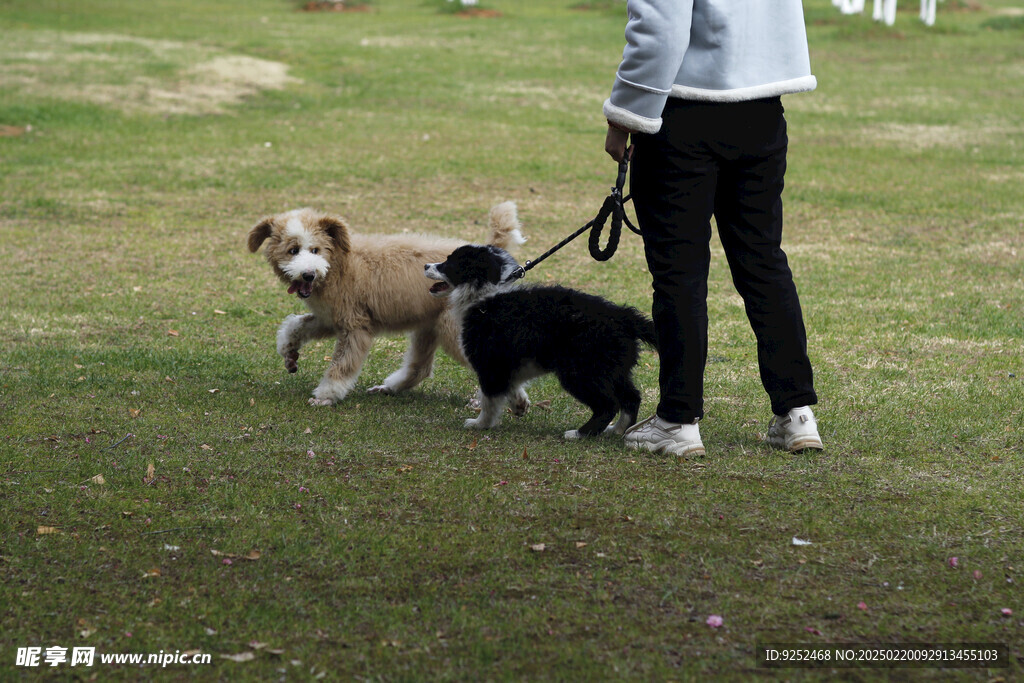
[631,97,817,423]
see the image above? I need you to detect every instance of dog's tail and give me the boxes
[486,201,527,250]
[627,308,659,351]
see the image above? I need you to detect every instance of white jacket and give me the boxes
[604,0,817,134]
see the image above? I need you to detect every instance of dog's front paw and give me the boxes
[464,417,489,430]
[308,397,335,407]
[367,384,396,396]
[564,429,583,440]
[511,391,530,417]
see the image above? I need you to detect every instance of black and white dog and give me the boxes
[424,244,657,439]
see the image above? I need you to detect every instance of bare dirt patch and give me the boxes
[455,9,502,17]
[301,1,373,12]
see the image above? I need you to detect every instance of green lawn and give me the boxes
[1,0,1022,679]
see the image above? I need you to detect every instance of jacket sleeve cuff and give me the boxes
[603,98,662,135]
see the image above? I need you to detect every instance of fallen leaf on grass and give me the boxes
[214,309,227,315]
[465,439,478,450]
[144,463,156,484]
[220,652,256,662]
[533,400,552,409]
[530,543,546,552]
[167,330,180,337]
[128,408,141,419]
[142,567,161,578]
[37,526,61,535]
[77,618,95,639]
[90,474,106,485]
[792,537,812,546]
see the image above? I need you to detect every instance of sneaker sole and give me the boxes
[767,435,823,453]
[626,439,705,458]
[788,437,823,453]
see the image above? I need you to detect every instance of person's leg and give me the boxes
[710,98,817,415]
[630,100,718,423]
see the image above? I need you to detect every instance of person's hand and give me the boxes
[605,124,632,162]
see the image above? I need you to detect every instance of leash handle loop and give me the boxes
[511,146,637,280]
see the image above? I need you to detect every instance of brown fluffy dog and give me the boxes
[248,202,526,406]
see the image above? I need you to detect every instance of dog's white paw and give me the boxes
[510,392,530,417]
[464,417,488,430]
[308,397,335,407]
[564,429,583,440]
[367,384,396,395]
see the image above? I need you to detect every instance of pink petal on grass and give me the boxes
[706,615,723,628]
[857,602,868,611]
[973,570,983,580]
[805,626,823,636]
[1001,608,1013,617]
[948,557,959,569]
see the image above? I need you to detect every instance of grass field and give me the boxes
[1,0,1022,679]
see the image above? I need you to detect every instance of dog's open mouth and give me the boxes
[428,281,451,296]
[288,281,314,299]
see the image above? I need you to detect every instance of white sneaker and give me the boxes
[765,406,823,452]
[624,415,705,457]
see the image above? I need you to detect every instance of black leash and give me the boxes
[509,148,640,281]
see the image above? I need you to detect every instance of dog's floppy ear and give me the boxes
[319,215,350,255]
[486,256,503,284]
[248,218,274,253]
[484,245,507,284]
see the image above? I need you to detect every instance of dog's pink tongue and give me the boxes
[287,283,299,295]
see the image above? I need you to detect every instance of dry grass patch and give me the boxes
[0,30,299,115]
